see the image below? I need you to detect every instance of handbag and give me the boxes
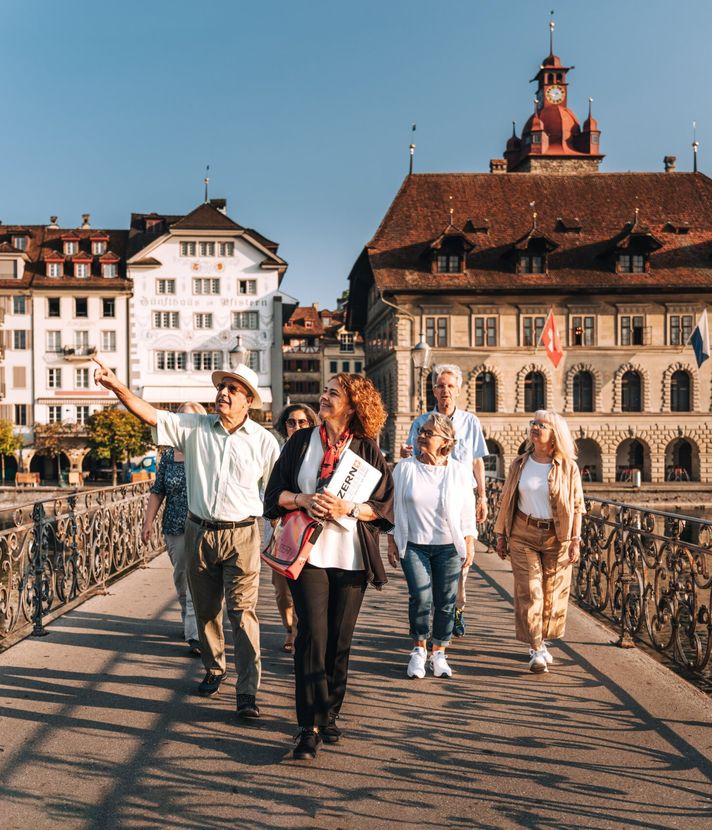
[261,509,324,580]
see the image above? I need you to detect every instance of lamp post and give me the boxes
[229,336,247,370]
[411,334,432,415]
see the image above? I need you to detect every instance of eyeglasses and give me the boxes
[529,420,552,430]
[286,418,310,428]
[418,428,444,439]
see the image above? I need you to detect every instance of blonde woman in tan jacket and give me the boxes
[494,410,584,673]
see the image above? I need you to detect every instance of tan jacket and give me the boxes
[494,451,585,543]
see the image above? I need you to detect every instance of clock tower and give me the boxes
[502,21,604,174]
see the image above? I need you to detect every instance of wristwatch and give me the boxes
[348,503,361,519]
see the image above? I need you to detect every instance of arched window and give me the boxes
[524,371,545,412]
[475,371,496,412]
[621,370,641,412]
[671,370,691,412]
[573,371,593,412]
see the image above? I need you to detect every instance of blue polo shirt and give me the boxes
[406,408,487,467]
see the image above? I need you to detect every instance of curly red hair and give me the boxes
[332,373,387,440]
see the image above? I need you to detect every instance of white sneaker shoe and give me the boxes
[528,647,549,673]
[429,650,452,678]
[407,646,427,679]
[541,643,554,665]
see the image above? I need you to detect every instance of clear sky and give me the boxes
[2,0,712,310]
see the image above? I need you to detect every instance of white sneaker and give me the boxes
[407,646,427,679]
[541,643,554,665]
[528,647,549,673]
[429,650,452,678]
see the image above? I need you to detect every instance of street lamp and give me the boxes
[411,334,432,414]
[229,336,247,370]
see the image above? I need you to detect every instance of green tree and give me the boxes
[0,418,22,483]
[87,407,153,486]
[32,421,82,483]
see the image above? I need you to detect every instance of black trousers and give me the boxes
[288,564,367,728]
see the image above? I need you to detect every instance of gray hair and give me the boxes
[431,363,463,389]
[422,412,457,457]
[179,401,207,415]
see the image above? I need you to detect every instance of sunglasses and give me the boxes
[418,428,445,439]
[529,420,552,430]
[286,418,310,428]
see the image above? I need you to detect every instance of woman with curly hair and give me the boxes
[264,373,394,760]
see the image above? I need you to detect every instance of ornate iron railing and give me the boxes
[481,478,712,684]
[0,482,165,649]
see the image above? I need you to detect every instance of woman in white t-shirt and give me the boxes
[494,410,584,674]
[388,413,477,680]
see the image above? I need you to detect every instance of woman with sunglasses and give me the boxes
[387,413,477,679]
[270,404,319,652]
[494,410,584,673]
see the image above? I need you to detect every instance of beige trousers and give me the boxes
[271,570,296,632]
[508,513,573,649]
[186,519,261,696]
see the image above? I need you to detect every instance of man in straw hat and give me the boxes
[93,357,279,720]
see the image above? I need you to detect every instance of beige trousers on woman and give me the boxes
[508,514,573,649]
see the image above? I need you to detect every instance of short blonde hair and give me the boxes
[524,409,577,462]
[422,413,457,457]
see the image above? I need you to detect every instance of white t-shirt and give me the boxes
[402,460,453,545]
[297,428,363,570]
[518,457,553,519]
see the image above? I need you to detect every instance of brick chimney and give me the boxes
[663,155,677,173]
[81,213,91,228]
[489,159,507,174]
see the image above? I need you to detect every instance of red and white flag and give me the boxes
[540,309,564,368]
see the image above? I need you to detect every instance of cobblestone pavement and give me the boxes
[1,546,711,830]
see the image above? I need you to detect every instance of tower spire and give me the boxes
[549,10,555,55]
[409,123,416,175]
[693,121,700,173]
[203,165,210,203]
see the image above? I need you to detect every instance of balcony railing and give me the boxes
[0,482,165,648]
[62,345,98,361]
[481,477,712,686]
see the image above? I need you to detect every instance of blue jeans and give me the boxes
[401,543,461,646]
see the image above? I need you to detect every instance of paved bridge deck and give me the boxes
[1,547,710,830]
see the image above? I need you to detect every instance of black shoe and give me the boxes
[236,693,260,719]
[322,714,342,744]
[197,670,227,697]
[293,727,322,760]
[188,639,201,657]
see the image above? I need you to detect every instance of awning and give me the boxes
[141,385,273,405]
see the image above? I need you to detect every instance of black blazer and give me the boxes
[263,427,394,588]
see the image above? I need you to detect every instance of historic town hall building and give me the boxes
[347,32,712,483]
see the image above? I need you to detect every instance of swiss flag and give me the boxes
[540,309,564,368]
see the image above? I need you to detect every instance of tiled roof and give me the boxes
[348,172,712,317]
[284,305,325,336]
[171,202,245,231]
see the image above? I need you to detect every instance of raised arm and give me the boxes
[93,356,158,427]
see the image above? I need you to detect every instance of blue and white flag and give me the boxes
[689,309,710,368]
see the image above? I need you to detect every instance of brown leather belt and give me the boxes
[188,511,255,530]
[516,509,554,531]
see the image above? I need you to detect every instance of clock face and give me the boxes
[545,85,565,105]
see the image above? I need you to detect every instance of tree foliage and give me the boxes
[88,408,153,485]
[0,418,22,482]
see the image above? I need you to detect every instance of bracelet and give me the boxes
[570,535,581,542]
[293,493,300,509]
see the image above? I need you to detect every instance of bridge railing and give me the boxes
[0,482,165,650]
[481,477,712,683]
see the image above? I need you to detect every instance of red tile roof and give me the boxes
[347,172,712,329]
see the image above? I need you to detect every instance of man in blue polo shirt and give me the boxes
[401,363,488,637]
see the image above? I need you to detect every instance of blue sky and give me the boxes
[2,0,712,309]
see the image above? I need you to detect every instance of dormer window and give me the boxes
[75,262,89,278]
[102,263,118,278]
[617,253,646,273]
[519,254,544,274]
[64,240,78,256]
[12,235,28,251]
[47,262,62,278]
[92,240,107,255]
[437,254,462,273]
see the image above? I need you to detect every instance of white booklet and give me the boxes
[324,448,383,529]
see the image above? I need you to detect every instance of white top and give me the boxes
[392,456,477,561]
[401,461,453,544]
[407,408,487,467]
[297,428,362,570]
[153,411,280,522]
[518,457,553,519]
